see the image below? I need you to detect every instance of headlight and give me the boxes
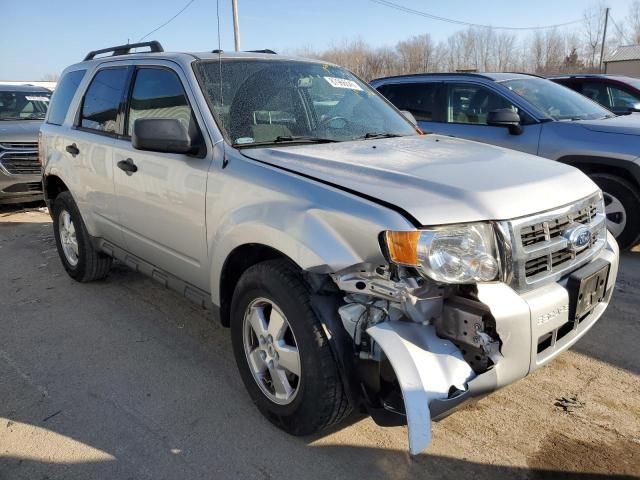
[384,223,500,284]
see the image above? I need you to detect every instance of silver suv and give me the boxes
[41,42,619,455]
[0,84,51,204]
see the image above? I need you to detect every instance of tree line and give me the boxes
[297,2,640,80]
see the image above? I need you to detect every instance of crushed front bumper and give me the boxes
[367,232,619,454]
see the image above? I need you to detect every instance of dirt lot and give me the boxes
[0,204,638,480]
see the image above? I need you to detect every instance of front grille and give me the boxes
[503,193,607,291]
[0,142,40,175]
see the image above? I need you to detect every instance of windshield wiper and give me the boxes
[360,132,403,140]
[233,135,339,148]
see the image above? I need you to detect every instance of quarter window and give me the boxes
[446,84,520,125]
[127,68,194,137]
[46,69,85,125]
[80,68,129,134]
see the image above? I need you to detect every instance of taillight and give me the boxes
[38,131,44,165]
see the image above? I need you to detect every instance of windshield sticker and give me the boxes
[235,137,255,144]
[25,96,50,102]
[324,77,362,91]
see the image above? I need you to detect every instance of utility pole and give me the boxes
[232,0,241,52]
[600,7,610,73]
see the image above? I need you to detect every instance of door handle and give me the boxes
[117,158,138,175]
[65,143,80,156]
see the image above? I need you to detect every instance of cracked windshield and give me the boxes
[195,59,417,146]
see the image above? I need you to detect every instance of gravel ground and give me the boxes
[0,205,638,480]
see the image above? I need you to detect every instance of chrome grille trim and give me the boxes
[0,142,40,176]
[498,192,607,292]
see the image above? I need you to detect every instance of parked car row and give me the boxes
[38,41,620,455]
[371,72,640,248]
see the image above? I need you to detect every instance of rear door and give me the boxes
[64,66,130,244]
[112,63,213,290]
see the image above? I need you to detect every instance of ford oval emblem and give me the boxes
[565,226,592,251]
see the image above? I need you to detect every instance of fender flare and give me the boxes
[556,155,640,187]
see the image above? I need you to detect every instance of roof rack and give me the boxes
[245,49,277,54]
[83,41,164,61]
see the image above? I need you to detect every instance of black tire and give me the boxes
[230,259,351,435]
[52,191,112,282]
[590,173,640,249]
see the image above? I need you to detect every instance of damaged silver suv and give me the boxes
[40,42,619,454]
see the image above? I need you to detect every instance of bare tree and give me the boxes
[582,3,607,69]
[396,34,435,73]
[627,0,640,43]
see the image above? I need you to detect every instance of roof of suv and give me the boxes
[548,73,639,83]
[371,72,542,84]
[0,84,52,93]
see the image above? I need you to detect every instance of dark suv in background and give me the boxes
[550,74,640,116]
[371,72,640,248]
[0,84,51,204]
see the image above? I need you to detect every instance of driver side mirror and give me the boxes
[132,118,199,155]
[400,110,418,126]
[627,102,640,113]
[487,109,522,135]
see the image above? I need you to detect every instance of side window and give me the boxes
[445,83,519,125]
[607,85,640,109]
[378,83,438,121]
[127,68,195,137]
[47,69,86,125]
[80,68,129,134]
[581,82,611,109]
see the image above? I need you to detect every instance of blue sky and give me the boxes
[1,0,634,79]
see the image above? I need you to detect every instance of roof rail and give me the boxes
[245,49,277,54]
[83,41,164,61]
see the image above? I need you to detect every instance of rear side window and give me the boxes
[80,68,129,134]
[46,69,86,125]
[127,68,194,136]
[378,83,438,121]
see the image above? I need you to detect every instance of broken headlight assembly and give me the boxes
[384,223,500,284]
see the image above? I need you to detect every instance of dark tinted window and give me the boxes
[581,82,611,109]
[80,68,128,133]
[127,68,194,136]
[378,83,438,121]
[46,70,85,125]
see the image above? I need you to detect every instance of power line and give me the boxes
[368,0,583,31]
[138,0,196,42]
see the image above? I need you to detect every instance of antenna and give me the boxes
[232,0,241,51]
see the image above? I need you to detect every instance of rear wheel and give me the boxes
[590,173,640,249]
[230,259,351,435]
[52,191,112,282]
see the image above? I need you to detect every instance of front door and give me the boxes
[423,82,542,156]
[112,65,212,290]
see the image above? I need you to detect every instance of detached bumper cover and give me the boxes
[367,232,619,455]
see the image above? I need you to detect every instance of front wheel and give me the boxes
[230,259,351,435]
[590,173,640,249]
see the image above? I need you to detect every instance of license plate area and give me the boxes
[567,260,610,322]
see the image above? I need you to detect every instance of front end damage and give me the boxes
[326,231,618,455]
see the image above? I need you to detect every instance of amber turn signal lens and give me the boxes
[385,231,421,266]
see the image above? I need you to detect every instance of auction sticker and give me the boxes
[324,77,362,91]
[26,96,50,102]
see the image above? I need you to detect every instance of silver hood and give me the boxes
[241,135,598,226]
[0,120,42,143]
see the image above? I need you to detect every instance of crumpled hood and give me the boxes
[0,120,42,143]
[242,135,598,226]
[577,113,640,135]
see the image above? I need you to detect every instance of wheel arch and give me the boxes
[218,243,301,327]
[556,155,640,190]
